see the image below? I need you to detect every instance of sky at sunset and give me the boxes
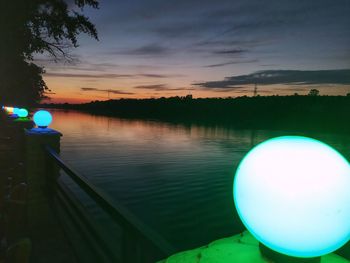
[35,0,350,104]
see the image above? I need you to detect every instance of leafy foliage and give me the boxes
[43,96,350,133]
[308,89,320,96]
[0,58,48,105]
[0,0,99,106]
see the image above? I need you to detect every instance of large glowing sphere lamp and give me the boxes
[33,110,52,128]
[18,108,29,118]
[234,136,350,258]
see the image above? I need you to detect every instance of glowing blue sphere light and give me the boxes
[18,108,29,118]
[13,108,20,115]
[33,110,52,128]
[234,136,350,258]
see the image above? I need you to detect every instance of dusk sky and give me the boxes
[36,0,350,103]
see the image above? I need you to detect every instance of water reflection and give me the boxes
[50,109,350,251]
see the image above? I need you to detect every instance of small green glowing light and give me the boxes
[18,108,28,118]
[234,136,350,258]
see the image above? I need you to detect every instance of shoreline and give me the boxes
[40,95,350,134]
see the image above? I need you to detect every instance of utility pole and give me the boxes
[253,83,258,97]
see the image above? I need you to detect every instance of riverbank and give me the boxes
[41,96,350,133]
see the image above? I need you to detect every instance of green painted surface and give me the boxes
[14,117,31,122]
[158,231,350,263]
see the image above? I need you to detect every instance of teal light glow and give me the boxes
[18,108,28,118]
[33,110,52,128]
[13,108,20,115]
[234,136,350,258]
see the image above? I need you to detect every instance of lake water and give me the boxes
[49,109,350,252]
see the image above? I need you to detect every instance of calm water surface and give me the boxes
[50,109,350,252]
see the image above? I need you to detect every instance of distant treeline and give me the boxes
[41,95,350,132]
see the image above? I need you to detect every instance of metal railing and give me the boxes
[44,146,176,263]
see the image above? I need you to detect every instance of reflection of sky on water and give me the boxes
[50,109,350,251]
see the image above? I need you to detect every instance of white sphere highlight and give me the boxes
[33,110,52,128]
[234,136,350,258]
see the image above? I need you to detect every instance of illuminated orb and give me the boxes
[13,108,20,115]
[233,136,350,258]
[33,110,52,128]
[6,107,14,114]
[18,108,29,118]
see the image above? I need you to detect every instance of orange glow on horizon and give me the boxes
[42,75,350,104]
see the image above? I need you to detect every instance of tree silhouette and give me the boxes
[308,89,320,96]
[0,0,99,106]
[0,58,47,106]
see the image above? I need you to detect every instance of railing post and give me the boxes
[10,118,33,149]
[24,128,62,227]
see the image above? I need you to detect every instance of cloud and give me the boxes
[204,59,258,68]
[138,73,185,78]
[75,0,349,73]
[195,69,350,88]
[133,84,195,91]
[45,62,120,73]
[210,87,247,93]
[195,39,263,48]
[112,44,171,56]
[38,0,350,97]
[44,72,181,79]
[212,49,247,55]
[81,87,98,91]
[153,24,200,39]
[133,84,168,90]
[80,87,134,95]
[45,72,133,79]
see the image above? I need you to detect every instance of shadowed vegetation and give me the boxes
[41,95,350,133]
[0,0,99,106]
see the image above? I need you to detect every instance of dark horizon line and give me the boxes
[39,93,350,106]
